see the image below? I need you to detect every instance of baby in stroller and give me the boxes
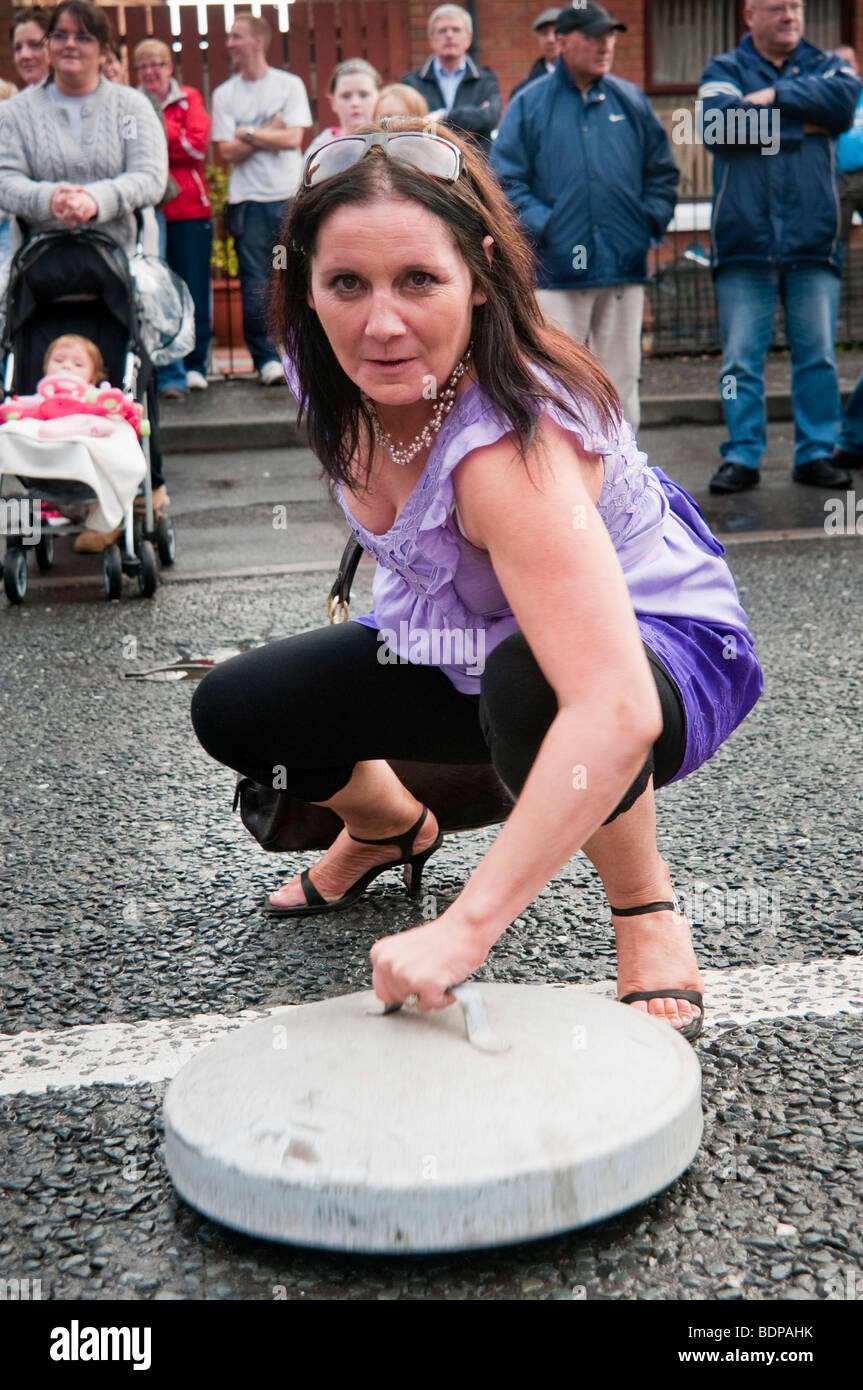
[0,332,145,550]
[0,225,176,601]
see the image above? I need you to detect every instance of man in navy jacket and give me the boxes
[401,4,500,155]
[491,4,678,432]
[700,1,861,493]
[509,8,561,102]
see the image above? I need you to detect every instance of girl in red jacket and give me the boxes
[136,38,212,397]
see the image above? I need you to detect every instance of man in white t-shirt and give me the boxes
[211,13,312,383]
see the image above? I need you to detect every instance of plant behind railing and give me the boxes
[206,163,238,278]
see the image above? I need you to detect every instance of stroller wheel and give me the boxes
[137,539,158,598]
[103,543,123,600]
[35,534,54,571]
[3,548,27,604]
[155,514,176,566]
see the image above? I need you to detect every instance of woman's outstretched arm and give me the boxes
[370,415,663,1008]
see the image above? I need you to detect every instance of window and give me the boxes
[805,0,848,51]
[647,0,852,96]
[648,0,738,93]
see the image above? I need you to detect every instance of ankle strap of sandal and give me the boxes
[347,806,428,858]
[609,896,682,916]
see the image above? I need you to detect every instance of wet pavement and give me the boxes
[11,415,861,599]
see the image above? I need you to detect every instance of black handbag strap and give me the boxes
[327,536,364,623]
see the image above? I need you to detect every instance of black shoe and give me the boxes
[832,447,863,471]
[263,806,442,916]
[792,458,852,487]
[610,896,704,1045]
[709,462,760,494]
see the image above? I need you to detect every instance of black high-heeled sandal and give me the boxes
[610,896,705,1044]
[263,806,442,917]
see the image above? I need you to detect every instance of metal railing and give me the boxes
[645,200,863,357]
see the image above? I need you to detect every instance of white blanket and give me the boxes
[0,416,147,531]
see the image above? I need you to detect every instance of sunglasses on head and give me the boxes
[302,130,463,189]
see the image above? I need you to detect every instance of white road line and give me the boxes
[0,956,860,1097]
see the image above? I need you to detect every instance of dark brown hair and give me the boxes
[11,7,52,39]
[268,118,620,487]
[46,1,112,50]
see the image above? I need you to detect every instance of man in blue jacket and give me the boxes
[491,3,678,432]
[700,1,861,493]
[509,9,561,102]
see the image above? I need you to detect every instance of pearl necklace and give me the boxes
[366,345,473,467]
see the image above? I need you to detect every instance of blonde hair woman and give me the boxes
[374,83,430,120]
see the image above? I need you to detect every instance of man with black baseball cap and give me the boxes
[556,3,626,38]
[509,9,561,102]
[492,2,677,432]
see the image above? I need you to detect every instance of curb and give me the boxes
[160,385,858,451]
[641,391,795,429]
[160,414,307,453]
[160,395,750,451]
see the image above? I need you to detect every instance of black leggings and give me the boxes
[190,623,687,825]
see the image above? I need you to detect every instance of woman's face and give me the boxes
[307,195,487,408]
[330,75,379,134]
[101,51,124,83]
[136,52,172,100]
[12,22,50,86]
[47,15,104,89]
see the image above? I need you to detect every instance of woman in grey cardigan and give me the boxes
[0,1,166,252]
[0,0,171,532]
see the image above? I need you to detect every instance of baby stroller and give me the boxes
[0,223,177,603]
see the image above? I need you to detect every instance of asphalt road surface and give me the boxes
[1,495,861,1303]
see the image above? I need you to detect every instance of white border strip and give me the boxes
[1,957,860,1097]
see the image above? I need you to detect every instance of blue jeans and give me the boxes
[155,208,167,259]
[0,217,13,275]
[158,217,213,391]
[838,369,863,456]
[715,263,842,468]
[226,198,289,371]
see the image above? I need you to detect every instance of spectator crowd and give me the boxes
[1,0,862,487]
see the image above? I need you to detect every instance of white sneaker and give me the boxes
[259,360,285,386]
[186,370,208,391]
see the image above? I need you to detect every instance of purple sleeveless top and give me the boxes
[283,353,763,782]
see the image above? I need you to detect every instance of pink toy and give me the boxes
[0,373,143,437]
[36,372,89,401]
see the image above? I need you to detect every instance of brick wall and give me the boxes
[406,2,646,105]
[4,2,861,98]
[416,1,863,105]
[408,0,432,68]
